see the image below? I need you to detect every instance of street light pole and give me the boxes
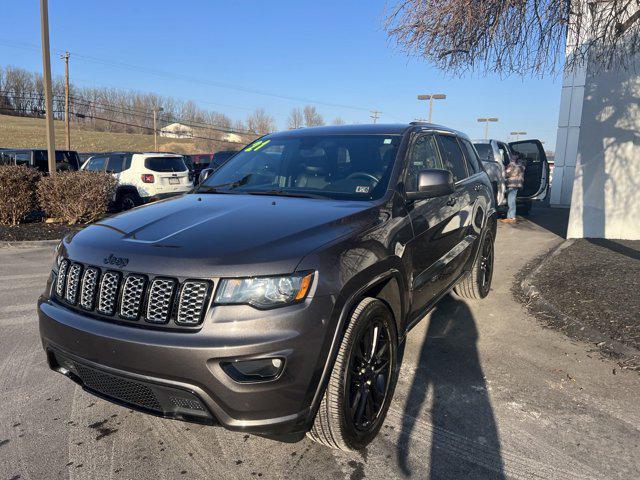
[510,131,527,141]
[153,107,164,151]
[417,94,446,123]
[477,117,499,139]
[61,51,70,150]
[39,0,56,174]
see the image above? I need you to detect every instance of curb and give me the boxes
[519,239,640,366]
[0,239,60,249]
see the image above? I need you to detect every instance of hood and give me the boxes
[63,193,380,278]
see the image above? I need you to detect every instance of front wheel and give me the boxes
[307,297,399,451]
[453,229,494,300]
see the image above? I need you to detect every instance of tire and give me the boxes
[307,297,399,451]
[453,229,494,300]
[117,191,140,211]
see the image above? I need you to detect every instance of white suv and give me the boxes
[82,152,192,210]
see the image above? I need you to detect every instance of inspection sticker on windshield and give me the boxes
[245,139,271,152]
[355,186,370,193]
[383,138,392,144]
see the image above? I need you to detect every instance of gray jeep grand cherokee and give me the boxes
[39,123,496,451]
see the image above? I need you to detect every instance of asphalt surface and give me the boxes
[2,211,640,479]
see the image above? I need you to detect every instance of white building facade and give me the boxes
[552,15,640,240]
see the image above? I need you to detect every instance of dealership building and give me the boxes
[551,34,640,240]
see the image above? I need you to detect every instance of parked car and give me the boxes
[473,139,550,214]
[39,123,497,451]
[0,148,80,172]
[78,152,102,164]
[197,150,239,184]
[81,152,192,210]
[190,153,215,177]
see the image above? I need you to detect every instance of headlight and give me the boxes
[214,272,314,309]
[53,241,64,271]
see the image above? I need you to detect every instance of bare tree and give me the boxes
[385,0,640,76]
[303,105,325,127]
[247,108,276,134]
[287,108,304,129]
[332,117,346,125]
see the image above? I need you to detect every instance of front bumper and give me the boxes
[38,292,336,434]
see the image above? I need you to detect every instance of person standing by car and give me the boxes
[501,153,526,223]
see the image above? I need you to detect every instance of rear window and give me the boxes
[144,156,187,172]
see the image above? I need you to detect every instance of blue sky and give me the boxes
[1,0,561,146]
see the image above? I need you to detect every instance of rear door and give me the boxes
[508,140,549,200]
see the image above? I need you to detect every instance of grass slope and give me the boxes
[0,114,197,153]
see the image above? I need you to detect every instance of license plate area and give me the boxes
[169,178,180,185]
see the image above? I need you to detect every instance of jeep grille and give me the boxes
[54,260,212,329]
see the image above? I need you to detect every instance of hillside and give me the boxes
[0,114,229,154]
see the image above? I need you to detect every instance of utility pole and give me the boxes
[510,131,527,141]
[153,107,163,150]
[370,110,381,124]
[61,51,70,150]
[477,117,499,139]
[417,94,446,123]
[39,0,56,174]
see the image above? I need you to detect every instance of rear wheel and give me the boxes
[117,191,140,211]
[453,230,494,300]
[307,297,398,451]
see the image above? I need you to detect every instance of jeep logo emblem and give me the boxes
[103,254,129,268]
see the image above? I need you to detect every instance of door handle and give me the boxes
[446,197,457,206]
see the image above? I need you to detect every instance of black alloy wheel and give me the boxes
[307,297,399,451]
[345,318,392,432]
[478,231,494,297]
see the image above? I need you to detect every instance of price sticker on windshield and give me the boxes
[245,139,271,152]
[355,186,370,193]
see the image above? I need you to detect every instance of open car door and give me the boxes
[508,139,549,200]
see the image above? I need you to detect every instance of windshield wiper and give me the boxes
[244,189,325,199]
[196,174,252,193]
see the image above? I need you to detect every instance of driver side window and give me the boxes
[405,134,442,192]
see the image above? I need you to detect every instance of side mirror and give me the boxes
[406,169,454,200]
[198,168,214,184]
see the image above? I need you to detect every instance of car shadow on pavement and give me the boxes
[397,296,505,479]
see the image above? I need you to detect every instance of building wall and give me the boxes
[552,58,640,240]
[569,63,640,239]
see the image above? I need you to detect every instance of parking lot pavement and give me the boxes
[2,220,640,480]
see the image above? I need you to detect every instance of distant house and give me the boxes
[160,122,193,139]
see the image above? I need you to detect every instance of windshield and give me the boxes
[198,134,401,200]
[473,143,494,162]
[144,156,187,172]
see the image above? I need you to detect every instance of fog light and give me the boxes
[221,357,285,382]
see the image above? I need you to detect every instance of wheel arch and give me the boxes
[115,185,140,199]
[306,268,407,426]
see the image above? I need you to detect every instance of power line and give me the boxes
[370,110,381,124]
[0,38,372,112]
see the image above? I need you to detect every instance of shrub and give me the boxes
[0,165,41,226]
[38,171,117,224]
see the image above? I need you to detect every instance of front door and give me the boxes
[509,140,549,200]
[403,133,464,323]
